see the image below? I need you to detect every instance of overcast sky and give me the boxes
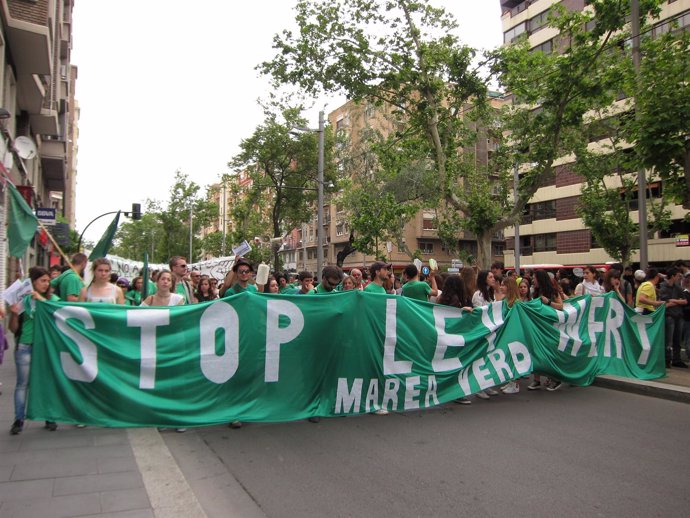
[71,0,503,244]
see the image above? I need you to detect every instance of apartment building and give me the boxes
[499,0,690,267]
[279,97,506,274]
[0,0,78,288]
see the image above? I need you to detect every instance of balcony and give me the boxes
[29,101,59,135]
[39,138,66,191]
[1,1,52,77]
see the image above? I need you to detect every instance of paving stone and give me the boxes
[0,492,101,518]
[100,487,151,513]
[11,457,99,481]
[79,510,155,518]
[98,456,140,474]
[53,471,144,496]
[0,465,13,482]
[0,478,54,501]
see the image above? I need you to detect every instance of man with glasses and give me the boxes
[316,266,343,294]
[189,270,201,292]
[169,256,194,304]
[219,259,258,297]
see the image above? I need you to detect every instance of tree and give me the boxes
[228,105,335,271]
[111,171,217,263]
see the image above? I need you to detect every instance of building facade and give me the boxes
[0,0,78,290]
[499,0,690,267]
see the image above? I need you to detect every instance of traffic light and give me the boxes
[131,203,142,221]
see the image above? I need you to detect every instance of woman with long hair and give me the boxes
[472,269,500,399]
[499,277,521,394]
[264,277,280,294]
[196,275,217,301]
[603,269,625,303]
[437,275,472,404]
[79,258,125,304]
[460,267,477,310]
[342,275,356,291]
[141,271,185,307]
[528,270,564,392]
[574,265,604,296]
[518,278,532,302]
[8,266,60,434]
[125,276,144,306]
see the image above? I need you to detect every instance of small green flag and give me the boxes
[7,182,38,257]
[89,211,121,260]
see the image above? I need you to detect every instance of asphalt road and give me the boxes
[172,383,690,518]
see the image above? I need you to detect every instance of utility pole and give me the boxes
[513,162,521,274]
[631,0,648,269]
[316,110,325,281]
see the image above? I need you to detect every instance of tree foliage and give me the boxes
[111,171,217,263]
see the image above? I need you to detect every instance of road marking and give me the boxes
[128,428,208,518]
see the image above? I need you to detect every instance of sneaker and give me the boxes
[75,424,87,428]
[10,420,24,435]
[374,408,389,415]
[308,417,321,423]
[45,421,58,431]
[485,388,500,396]
[546,380,563,392]
[454,397,472,405]
[502,382,520,394]
[527,380,541,391]
[175,428,187,433]
[229,421,242,429]
[475,391,490,400]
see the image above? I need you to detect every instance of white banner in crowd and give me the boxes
[103,254,236,281]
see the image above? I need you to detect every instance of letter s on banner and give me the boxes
[54,307,98,382]
[265,300,304,382]
[199,302,239,383]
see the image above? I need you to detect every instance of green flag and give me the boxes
[89,211,121,260]
[7,182,38,257]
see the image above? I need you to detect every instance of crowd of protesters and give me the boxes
[4,252,690,435]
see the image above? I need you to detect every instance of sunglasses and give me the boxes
[237,269,251,274]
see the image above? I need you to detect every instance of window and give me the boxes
[534,233,557,252]
[531,39,553,54]
[504,22,527,44]
[654,10,690,37]
[419,242,434,255]
[528,9,551,33]
[336,222,348,236]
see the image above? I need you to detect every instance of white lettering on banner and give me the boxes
[557,299,586,356]
[479,301,504,352]
[335,377,363,413]
[199,302,239,384]
[632,314,653,365]
[587,297,605,357]
[381,378,400,410]
[431,306,465,372]
[365,379,379,412]
[604,299,625,359]
[127,309,169,389]
[487,349,513,383]
[54,307,98,383]
[472,358,494,390]
[425,375,439,407]
[265,300,304,382]
[404,376,422,410]
[383,298,413,375]
[508,341,531,374]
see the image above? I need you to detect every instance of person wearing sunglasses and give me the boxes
[316,266,343,294]
[219,259,259,297]
[169,256,195,304]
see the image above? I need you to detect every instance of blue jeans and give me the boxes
[14,344,32,421]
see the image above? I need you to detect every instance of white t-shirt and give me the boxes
[140,293,185,306]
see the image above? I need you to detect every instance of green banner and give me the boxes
[28,291,665,428]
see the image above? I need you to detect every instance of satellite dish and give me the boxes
[14,137,38,160]
[572,267,584,278]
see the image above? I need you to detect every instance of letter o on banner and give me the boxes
[200,302,240,383]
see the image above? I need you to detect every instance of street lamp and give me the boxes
[290,110,326,280]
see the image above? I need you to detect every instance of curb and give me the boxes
[593,375,690,404]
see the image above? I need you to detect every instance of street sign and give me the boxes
[36,207,56,225]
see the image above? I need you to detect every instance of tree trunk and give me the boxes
[475,233,493,270]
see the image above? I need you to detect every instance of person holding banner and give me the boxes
[50,253,87,302]
[219,259,260,297]
[78,258,125,304]
[140,271,185,307]
[472,270,501,399]
[8,266,60,435]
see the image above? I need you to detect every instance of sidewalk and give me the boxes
[594,364,690,404]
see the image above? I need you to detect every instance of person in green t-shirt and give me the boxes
[401,264,438,302]
[219,259,261,297]
[8,266,60,435]
[316,265,343,294]
[50,252,87,301]
[364,262,391,294]
[283,271,316,295]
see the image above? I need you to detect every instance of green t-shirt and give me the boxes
[402,280,431,302]
[228,283,258,295]
[283,286,314,295]
[316,283,341,294]
[364,282,386,294]
[18,293,60,345]
[50,269,83,301]
[125,291,142,306]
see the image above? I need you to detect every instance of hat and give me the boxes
[370,261,392,275]
[232,259,254,273]
[634,269,646,282]
[116,277,130,289]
